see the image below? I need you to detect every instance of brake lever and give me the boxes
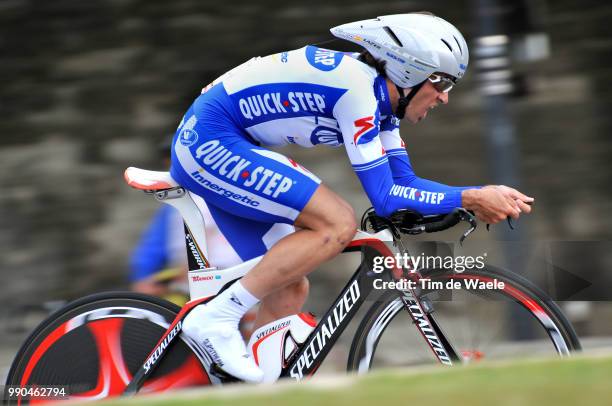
[457,209,477,246]
[486,216,515,232]
[485,200,533,231]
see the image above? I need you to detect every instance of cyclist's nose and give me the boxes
[438,92,449,105]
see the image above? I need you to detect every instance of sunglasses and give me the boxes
[428,74,456,93]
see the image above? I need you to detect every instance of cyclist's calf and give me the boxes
[241,185,355,304]
[253,277,310,331]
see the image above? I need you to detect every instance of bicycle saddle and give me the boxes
[124,167,179,190]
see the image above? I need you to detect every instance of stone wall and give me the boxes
[0,0,611,323]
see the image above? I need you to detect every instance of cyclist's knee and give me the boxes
[331,209,357,245]
[313,212,356,252]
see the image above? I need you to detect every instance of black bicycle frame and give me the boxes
[123,236,460,395]
[279,238,460,380]
[280,259,368,380]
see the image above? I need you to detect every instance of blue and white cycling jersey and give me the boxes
[171,46,473,262]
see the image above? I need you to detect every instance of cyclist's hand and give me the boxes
[494,185,534,214]
[461,186,521,224]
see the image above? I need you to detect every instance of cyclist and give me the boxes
[173,13,534,382]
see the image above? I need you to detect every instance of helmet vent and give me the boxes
[453,35,463,55]
[383,26,403,47]
[440,38,453,53]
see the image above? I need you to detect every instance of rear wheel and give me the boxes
[347,266,581,372]
[4,292,210,404]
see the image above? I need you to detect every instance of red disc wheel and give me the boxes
[4,292,210,404]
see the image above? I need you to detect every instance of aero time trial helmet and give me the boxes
[330,13,469,88]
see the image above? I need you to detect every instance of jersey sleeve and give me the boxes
[334,88,468,217]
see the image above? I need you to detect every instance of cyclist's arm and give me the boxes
[352,149,464,216]
[335,94,464,216]
[379,126,478,192]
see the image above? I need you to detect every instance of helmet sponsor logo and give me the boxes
[193,140,295,200]
[179,128,199,147]
[361,37,381,49]
[347,32,382,50]
[305,46,343,71]
[385,52,406,64]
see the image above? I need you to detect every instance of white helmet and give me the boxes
[330,13,468,88]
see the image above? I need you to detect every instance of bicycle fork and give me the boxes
[396,287,462,365]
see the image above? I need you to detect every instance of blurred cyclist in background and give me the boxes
[172,13,534,382]
[129,201,188,305]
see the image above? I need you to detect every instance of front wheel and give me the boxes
[4,292,210,404]
[347,266,581,373]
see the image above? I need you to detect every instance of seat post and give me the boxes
[125,167,225,299]
[154,188,212,272]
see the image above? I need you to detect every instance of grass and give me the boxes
[96,354,612,406]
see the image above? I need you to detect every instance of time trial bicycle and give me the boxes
[4,167,580,404]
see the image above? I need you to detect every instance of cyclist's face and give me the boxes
[387,78,450,124]
[404,80,449,124]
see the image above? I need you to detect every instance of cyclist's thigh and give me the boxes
[171,120,319,260]
[192,192,294,262]
[295,183,355,230]
[171,123,321,225]
[206,202,295,261]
